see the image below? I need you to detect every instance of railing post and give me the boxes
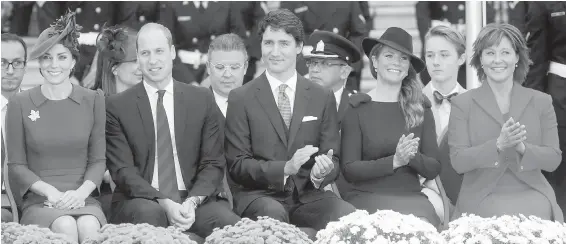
[465,1,485,89]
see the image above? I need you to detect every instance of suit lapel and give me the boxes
[255,74,288,146]
[472,83,504,125]
[135,83,156,147]
[508,84,533,121]
[288,77,311,149]
[173,81,187,149]
[337,89,350,123]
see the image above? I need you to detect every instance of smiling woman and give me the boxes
[6,10,108,243]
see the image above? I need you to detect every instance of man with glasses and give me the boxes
[304,30,361,197]
[205,34,248,117]
[1,33,27,222]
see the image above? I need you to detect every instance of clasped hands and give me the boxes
[284,145,334,179]
[160,198,197,231]
[393,133,420,169]
[46,190,88,210]
[496,117,527,154]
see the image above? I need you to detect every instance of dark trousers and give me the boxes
[110,197,240,238]
[545,73,566,219]
[241,192,355,231]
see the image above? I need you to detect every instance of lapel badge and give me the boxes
[28,110,40,122]
[316,40,325,52]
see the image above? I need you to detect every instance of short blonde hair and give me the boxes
[425,25,466,56]
[470,23,532,84]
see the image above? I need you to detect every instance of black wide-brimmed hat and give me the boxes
[304,30,361,64]
[28,11,82,60]
[362,27,425,73]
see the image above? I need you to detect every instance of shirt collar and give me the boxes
[430,82,461,97]
[266,70,297,94]
[212,89,228,104]
[334,86,344,103]
[143,79,174,97]
[30,85,84,107]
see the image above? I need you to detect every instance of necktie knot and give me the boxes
[278,84,288,94]
[433,90,458,105]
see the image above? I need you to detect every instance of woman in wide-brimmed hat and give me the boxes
[339,27,441,227]
[93,25,142,95]
[6,11,107,242]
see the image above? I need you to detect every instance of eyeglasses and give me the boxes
[305,59,346,69]
[1,59,26,70]
[208,62,246,74]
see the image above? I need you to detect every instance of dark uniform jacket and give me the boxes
[524,1,566,93]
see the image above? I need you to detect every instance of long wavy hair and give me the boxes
[93,25,137,95]
[369,43,425,130]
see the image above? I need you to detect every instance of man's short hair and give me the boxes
[1,33,28,62]
[136,23,173,50]
[208,33,248,61]
[257,9,305,45]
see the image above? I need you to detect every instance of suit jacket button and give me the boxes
[192,37,198,44]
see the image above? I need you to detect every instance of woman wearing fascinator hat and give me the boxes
[5,11,106,242]
[340,27,442,227]
[92,25,142,96]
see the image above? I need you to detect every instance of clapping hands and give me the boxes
[393,133,420,169]
[497,117,527,152]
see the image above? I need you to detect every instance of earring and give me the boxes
[515,64,518,67]
[481,65,484,68]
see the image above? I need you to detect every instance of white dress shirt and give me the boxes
[193,1,208,9]
[265,70,324,189]
[334,86,344,110]
[1,94,8,191]
[430,83,461,140]
[212,89,228,117]
[144,80,187,191]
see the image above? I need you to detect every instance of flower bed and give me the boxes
[1,222,75,244]
[83,223,197,244]
[205,216,313,244]
[442,214,566,244]
[315,209,445,244]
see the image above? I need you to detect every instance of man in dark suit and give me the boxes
[158,1,246,85]
[224,9,355,231]
[106,23,240,239]
[524,1,566,220]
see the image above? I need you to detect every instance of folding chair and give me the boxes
[2,157,19,222]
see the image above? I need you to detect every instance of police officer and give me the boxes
[159,1,246,85]
[233,1,266,84]
[304,30,361,196]
[118,1,165,31]
[524,1,566,220]
[282,1,368,92]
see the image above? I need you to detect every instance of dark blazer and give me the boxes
[337,89,353,125]
[106,81,226,203]
[225,73,341,215]
[448,82,564,222]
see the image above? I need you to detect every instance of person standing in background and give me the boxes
[158,1,246,85]
[523,1,566,220]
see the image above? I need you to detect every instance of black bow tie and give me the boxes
[433,90,458,105]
